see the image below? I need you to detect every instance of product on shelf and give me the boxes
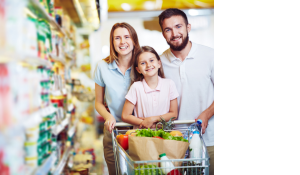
[37,20,52,60]
[0,0,77,174]
[24,17,38,58]
[0,0,5,48]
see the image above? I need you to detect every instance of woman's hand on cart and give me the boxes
[105,115,116,133]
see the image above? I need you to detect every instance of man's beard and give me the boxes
[167,34,189,51]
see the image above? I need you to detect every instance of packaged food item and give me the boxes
[125,129,136,135]
[159,153,175,174]
[48,0,55,17]
[25,126,39,142]
[183,119,202,158]
[62,87,67,111]
[189,131,203,163]
[169,130,183,137]
[24,141,38,157]
[24,17,38,58]
[25,156,37,167]
[50,89,64,122]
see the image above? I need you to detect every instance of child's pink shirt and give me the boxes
[125,76,179,121]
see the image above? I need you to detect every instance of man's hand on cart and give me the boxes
[105,115,116,133]
[138,116,158,129]
[196,112,209,134]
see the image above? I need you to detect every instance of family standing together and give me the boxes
[93,8,214,175]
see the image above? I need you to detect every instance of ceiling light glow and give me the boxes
[143,1,155,10]
[188,9,199,16]
[121,3,131,11]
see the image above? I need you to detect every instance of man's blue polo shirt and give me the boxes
[93,60,132,122]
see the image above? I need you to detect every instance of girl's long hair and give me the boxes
[103,22,141,64]
[132,46,165,83]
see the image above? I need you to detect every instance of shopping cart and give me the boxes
[111,120,210,175]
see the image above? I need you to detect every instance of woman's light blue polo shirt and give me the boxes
[93,60,132,122]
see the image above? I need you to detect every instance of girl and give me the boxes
[94,22,140,175]
[122,46,178,129]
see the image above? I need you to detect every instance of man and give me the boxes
[159,8,214,175]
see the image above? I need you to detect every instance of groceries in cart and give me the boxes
[135,128,188,142]
[129,122,189,162]
[189,131,203,162]
[113,120,209,175]
[134,164,163,175]
[115,129,138,151]
[134,153,183,175]
[116,128,188,151]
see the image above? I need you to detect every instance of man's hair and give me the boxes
[158,8,189,31]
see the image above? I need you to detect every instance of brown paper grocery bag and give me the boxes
[128,136,189,162]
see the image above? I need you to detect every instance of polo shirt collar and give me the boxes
[108,60,132,71]
[142,76,162,93]
[186,41,197,59]
[108,60,118,70]
[168,41,196,62]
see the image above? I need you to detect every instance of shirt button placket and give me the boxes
[153,94,157,107]
[180,61,186,81]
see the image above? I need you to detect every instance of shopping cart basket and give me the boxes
[112,120,210,175]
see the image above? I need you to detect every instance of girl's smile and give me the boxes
[136,52,161,78]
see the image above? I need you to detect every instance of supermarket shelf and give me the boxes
[23,105,57,129]
[68,104,75,112]
[32,151,57,175]
[65,53,75,60]
[52,147,72,175]
[49,53,66,65]
[68,118,78,138]
[28,0,65,36]
[24,166,35,175]
[0,51,52,67]
[64,29,71,39]
[41,105,57,117]
[52,114,70,135]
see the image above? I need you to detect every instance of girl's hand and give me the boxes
[139,116,157,129]
[105,115,116,133]
[150,124,156,129]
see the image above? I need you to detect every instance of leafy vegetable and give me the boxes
[156,117,176,130]
[135,129,188,142]
[135,164,162,175]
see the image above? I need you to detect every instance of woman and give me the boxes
[93,22,141,175]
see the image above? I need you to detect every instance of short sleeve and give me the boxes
[169,80,179,100]
[93,62,105,87]
[125,83,137,105]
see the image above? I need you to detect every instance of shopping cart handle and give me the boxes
[114,120,196,127]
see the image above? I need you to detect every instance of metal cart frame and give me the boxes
[111,120,210,175]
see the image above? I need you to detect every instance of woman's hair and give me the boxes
[132,46,165,83]
[103,22,140,64]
